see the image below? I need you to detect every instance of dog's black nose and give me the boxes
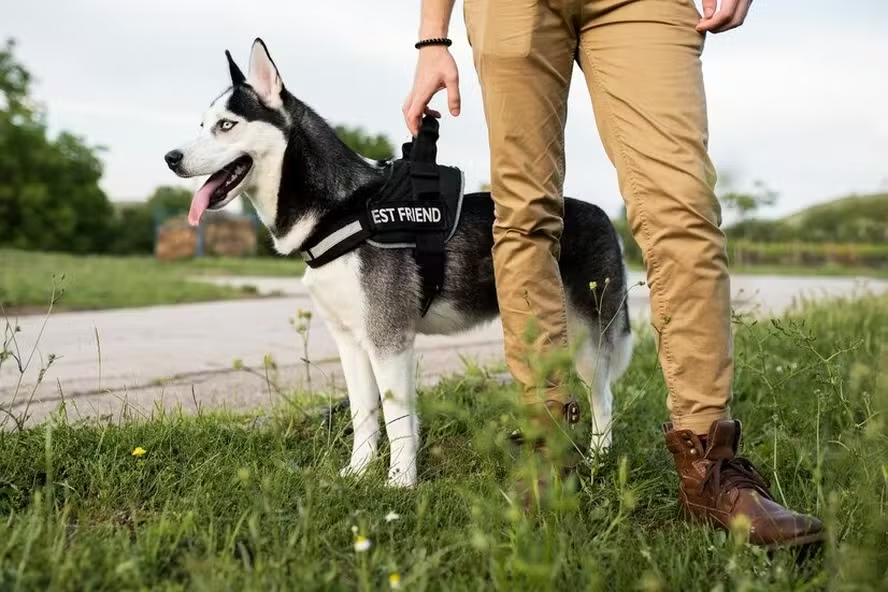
[164,150,183,169]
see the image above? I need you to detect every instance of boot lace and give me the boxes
[699,456,772,499]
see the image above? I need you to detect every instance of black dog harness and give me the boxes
[298,116,465,315]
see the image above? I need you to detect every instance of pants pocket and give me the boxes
[464,0,540,58]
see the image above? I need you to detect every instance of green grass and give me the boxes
[0,249,304,313]
[174,254,305,278]
[1,291,886,590]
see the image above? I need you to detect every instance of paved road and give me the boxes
[2,272,885,426]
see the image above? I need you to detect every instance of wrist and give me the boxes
[419,18,448,40]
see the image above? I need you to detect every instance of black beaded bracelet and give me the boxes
[415,37,452,49]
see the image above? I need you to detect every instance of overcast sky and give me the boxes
[3,1,887,220]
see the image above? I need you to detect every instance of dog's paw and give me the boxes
[339,465,367,479]
[340,455,374,479]
[588,431,612,458]
[339,443,378,480]
[385,466,417,489]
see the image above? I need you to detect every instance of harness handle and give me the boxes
[407,115,446,316]
[411,115,439,163]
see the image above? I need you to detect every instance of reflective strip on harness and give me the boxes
[302,219,365,262]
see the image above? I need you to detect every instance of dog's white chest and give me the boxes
[302,255,366,334]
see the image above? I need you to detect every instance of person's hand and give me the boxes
[696,0,753,33]
[402,46,461,137]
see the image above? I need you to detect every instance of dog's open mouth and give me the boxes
[188,155,253,226]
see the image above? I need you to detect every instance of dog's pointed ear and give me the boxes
[247,37,283,108]
[225,50,246,86]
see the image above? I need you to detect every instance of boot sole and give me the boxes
[679,503,826,552]
[761,531,826,551]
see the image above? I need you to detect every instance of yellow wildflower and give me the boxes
[131,447,146,457]
[388,572,402,589]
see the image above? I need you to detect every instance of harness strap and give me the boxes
[410,116,447,316]
[299,212,372,268]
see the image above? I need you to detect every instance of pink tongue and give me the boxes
[188,175,226,226]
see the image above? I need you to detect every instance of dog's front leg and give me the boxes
[329,327,381,479]
[369,346,420,488]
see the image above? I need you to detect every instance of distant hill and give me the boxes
[784,192,887,222]
[727,192,888,244]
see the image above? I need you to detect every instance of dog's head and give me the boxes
[164,38,291,226]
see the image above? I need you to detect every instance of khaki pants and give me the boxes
[464,0,733,434]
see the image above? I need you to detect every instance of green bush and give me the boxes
[725,218,794,243]
[729,240,888,269]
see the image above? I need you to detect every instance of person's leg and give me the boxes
[577,0,731,433]
[462,0,578,425]
[576,0,823,546]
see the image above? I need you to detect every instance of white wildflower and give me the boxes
[353,535,372,553]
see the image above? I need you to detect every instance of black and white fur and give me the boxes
[165,39,633,488]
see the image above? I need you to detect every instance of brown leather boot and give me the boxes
[509,397,581,453]
[664,419,825,550]
[510,397,581,510]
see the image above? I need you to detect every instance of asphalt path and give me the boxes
[2,271,885,426]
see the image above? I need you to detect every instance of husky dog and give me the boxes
[164,38,633,488]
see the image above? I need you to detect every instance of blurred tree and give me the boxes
[0,38,32,120]
[146,185,192,215]
[109,186,194,255]
[0,38,115,253]
[333,125,395,161]
[716,170,779,222]
[110,203,155,255]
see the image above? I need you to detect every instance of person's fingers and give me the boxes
[406,85,438,135]
[696,0,738,32]
[444,71,461,116]
[401,91,418,135]
[401,92,412,119]
[716,0,751,32]
[701,0,717,19]
[405,96,423,136]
